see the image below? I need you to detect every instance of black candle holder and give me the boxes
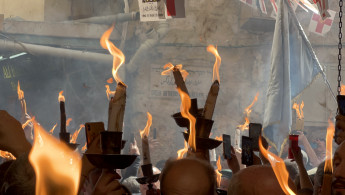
[85,131,137,169]
[59,132,79,150]
[136,164,160,188]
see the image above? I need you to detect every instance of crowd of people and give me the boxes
[0,109,345,195]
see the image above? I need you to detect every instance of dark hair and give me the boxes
[160,158,216,195]
[0,154,36,195]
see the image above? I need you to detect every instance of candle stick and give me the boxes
[172,67,189,95]
[321,173,332,195]
[235,127,241,150]
[203,80,219,120]
[140,112,153,165]
[58,91,66,133]
[142,135,151,165]
[108,82,126,132]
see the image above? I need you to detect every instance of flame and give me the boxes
[341,84,345,95]
[161,63,189,81]
[81,142,87,153]
[49,123,57,134]
[215,136,223,141]
[177,141,188,159]
[324,120,335,173]
[0,150,16,160]
[105,85,115,100]
[139,112,153,138]
[292,101,304,119]
[177,88,196,151]
[100,25,126,85]
[29,118,81,195]
[216,156,222,187]
[22,118,33,129]
[259,136,296,195]
[207,45,222,82]
[17,81,27,114]
[107,78,114,84]
[66,118,72,127]
[238,93,259,131]
[70,124,85,144]
[58,91,65,102]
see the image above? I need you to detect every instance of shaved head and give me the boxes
[160,158,216,195]
[228,165,296,195]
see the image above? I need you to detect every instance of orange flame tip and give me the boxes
[341,84,345,95]
[105,85,115,100]
[49,123,57,134]
[259,136,296,195]
[324,120,335,173]
[66,118,72,127]
[207,45,222,83]
[107,78,114,84]
[215,136,223,141]
[17,81,24,100]
[100,25,126,85]
[81,142,87,152]
[238,93,259,131]
[140,112,153,139]
[29,118,82,195]
[70,124,85,144]
[177,88,196,151]
[58,91,65,102]
[293,101,304,119]
[177,141,188,159]
[161,63,189,81]
[216,156,222,187]
[0,150,16,160]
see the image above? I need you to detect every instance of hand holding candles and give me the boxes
[140,112,153,165]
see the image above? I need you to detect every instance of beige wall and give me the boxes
[0,0,45,21]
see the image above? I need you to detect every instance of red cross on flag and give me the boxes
[240,0,257,9]
[308,10,336,36]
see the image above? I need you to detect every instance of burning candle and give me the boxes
[321,120,335,195]
[139,112,153,165]
[58,91,66,133]
[293,101,305,131]
[17,81,27,115]
[100,25,127,132]
[204,45,221,120]
[162,63,189,95]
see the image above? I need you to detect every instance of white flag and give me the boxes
[263,0,323,152]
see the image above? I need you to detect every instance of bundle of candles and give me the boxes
[161,45,222,156]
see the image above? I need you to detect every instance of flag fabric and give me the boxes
[315,0,330,19]
[263,0,323,152]
[271,0,279,14]
[259,0,267,14]
[240,0,257,9]
[165,0,185,19]
[308,10,336,36]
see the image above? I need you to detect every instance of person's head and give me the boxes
[333,141,345,195]
[228,165,296,195]
[313,161,325,195]
[335,115,345,145]
[138,166,161,195]
[122,176,140,194]
[0,154,36,195]
[160,157,216,195]
[219,169,232,191]
[314,138,326,153]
